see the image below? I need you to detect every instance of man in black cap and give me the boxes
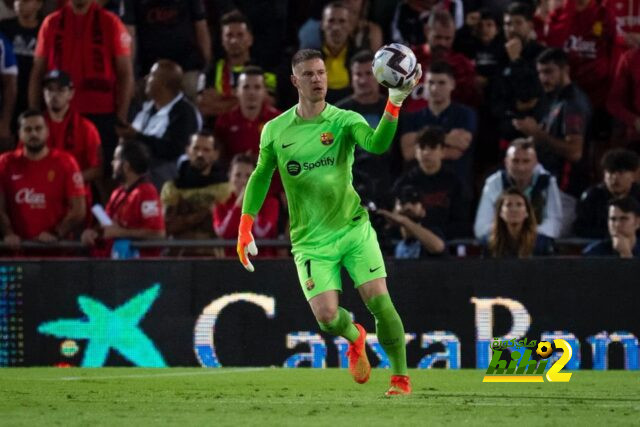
[42,69,102,211]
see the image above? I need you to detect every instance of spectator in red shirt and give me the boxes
[546,0,617,109]
[29,0,134,176]
[41,69,101,211]
[607,47,640,148]
[214,66,281,161]
[535,0,564,42]
[407,9,480,112]
[604,0,640,48]
[81,140,165,256]
[213,153,279,257]
[0,109,86,246]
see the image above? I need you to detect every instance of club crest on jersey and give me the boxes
[141,201,160,218]
[592,21,603,37]
[305,278,315,291]
[47,170,55,182]
[72,172,83,187]
[320,132,334,145]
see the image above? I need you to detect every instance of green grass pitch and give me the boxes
[1,368,638,426]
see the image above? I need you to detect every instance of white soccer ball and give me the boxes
[372,43,418,89]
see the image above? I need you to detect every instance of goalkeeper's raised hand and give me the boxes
[237,213,258,272]
[388,64,422,106]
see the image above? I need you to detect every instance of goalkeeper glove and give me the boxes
[237,213,258,272]
[388,64,422,106]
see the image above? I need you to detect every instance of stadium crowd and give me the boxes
[0,0,639,259]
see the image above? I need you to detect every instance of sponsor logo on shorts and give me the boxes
[305,278,315,291]
[369,266,382,273]
[320,132,334,145]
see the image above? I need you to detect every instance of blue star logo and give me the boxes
[38,284,166,367]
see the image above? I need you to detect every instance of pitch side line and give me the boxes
[177,398,638,409]
[55,367,266,381]
[94,396,633,409]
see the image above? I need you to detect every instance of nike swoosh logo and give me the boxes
[282,142,296,149]
[369,266,382,273]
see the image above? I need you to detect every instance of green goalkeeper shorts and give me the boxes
[292,220,387,301]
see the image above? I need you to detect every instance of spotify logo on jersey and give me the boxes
[286,157,336,176]
[286,160,302,176]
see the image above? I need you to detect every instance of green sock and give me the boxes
[318,306,360,342]
[365,294,408,376]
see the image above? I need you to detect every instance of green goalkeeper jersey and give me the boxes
[242,103,397,249]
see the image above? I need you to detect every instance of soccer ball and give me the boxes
[372,43,418,89]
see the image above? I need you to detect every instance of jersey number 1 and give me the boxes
[304,259,311,278]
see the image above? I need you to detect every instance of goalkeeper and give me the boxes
[237,49,420,396]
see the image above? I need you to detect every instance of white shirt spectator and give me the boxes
[474,164,563,239]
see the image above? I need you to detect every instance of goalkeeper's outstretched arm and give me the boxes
[354,64,422,155]
[237,141,277,272]
[242,145,276,218]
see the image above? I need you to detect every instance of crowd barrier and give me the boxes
[1,259,637,369]
[0,237,596,255]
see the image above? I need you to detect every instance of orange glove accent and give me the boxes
[384,100,401,118]
[237,214,258,272]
